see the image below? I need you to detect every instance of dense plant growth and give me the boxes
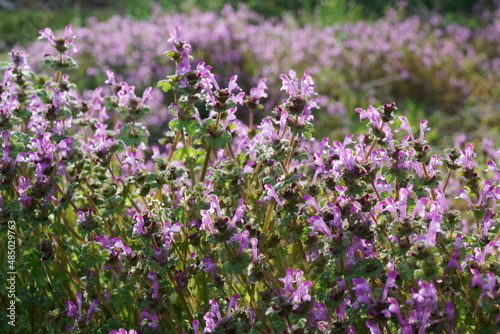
[1,24,500,333]
[23,4,500,144]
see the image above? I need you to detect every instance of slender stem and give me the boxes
[262,199,275,247]
[167,131,182,163]
[283,133,296,170]
[200,145,212,183]
[249,110,254,131]
[421,162,436,201]
[371,179,382,201]
[167,271,193,323]
[296,240,314,293]
[437,237,451,257]
[365,122,384,161]
[55,53,62,83]
[181,130,197,186]
[442,168,453,193]
[214,112,222,130]
[365,137,378,161]
[57,209,86,243]
[244,163,261,202]
[239,273,256,304]
[226,143,236,161]
[54,258,86,289]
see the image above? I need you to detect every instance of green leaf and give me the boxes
[221,253,251,275]
[158,79,172,93]
[79,242,110,268]
[145,173,159,183]
[169,118,200,135]
[0,61,11,70]
[163,50,179,59]
[397,260,414,282]
[204,130,232,150]
[117,122,149,146]
[173,146,204,161]
[51,271,69,286]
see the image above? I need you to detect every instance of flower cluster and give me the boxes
[1,24,500,334]
[24,5,500,143]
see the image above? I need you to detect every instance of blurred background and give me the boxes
[1,0,500,148]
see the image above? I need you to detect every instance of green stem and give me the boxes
[262,199,275,247]
[442,168,453,193]
[244,162,261,202]
[180,131,197,186]
[200,145,212,183]
[421,162,436,201]
[365,137,378,161]
[167,131,182,163]
[296,240,314,294]
[283,132,296,170]
[167,271,193,323]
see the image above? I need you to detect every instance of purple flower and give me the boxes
[249,78,268,101]
[419,120,430,141]
[208,194,221,217]
[365,320,383,334]
[38,28,57,45]
[232,230,250,257]
[167,26,191,53]
[387,297,412,333]
[334,295,351,321]
[202,257,217,281]
[161,220,183,239]
[140,308,159,332]
[409,280,438,327]
[191,320,201,334]
[456,188,474,207]
[352,278,376,307]
[307,215,333,238]
[381,271,399,301]
[1,70,14,90]
[148,271,160,299]
[65,300,77,320]
[167,26,182,45]
[425,211,442,247]
[200,210,217,235]
[471,268,498,299]
[209,299,223,323]
[395,116,415,141]
[203,311,217,332]
[65,292,99,325]
[94,233,132,273]
[302,194,321,212]
[459,143,477,170]
[278,268,312,304]
[257,118,279,141]
[229,199,246,230]
[356,105,383,130]
[86,300,100,323]
[280,70,299,96]
[226,293,239,320]
[109,329,138,334]
[9,50,29,70]
[308,302,330,329]
[132,214,146,235]
[264,184,284,206]
[38,24,77,53]
[250,238,259,262]
[177,52,191,75]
